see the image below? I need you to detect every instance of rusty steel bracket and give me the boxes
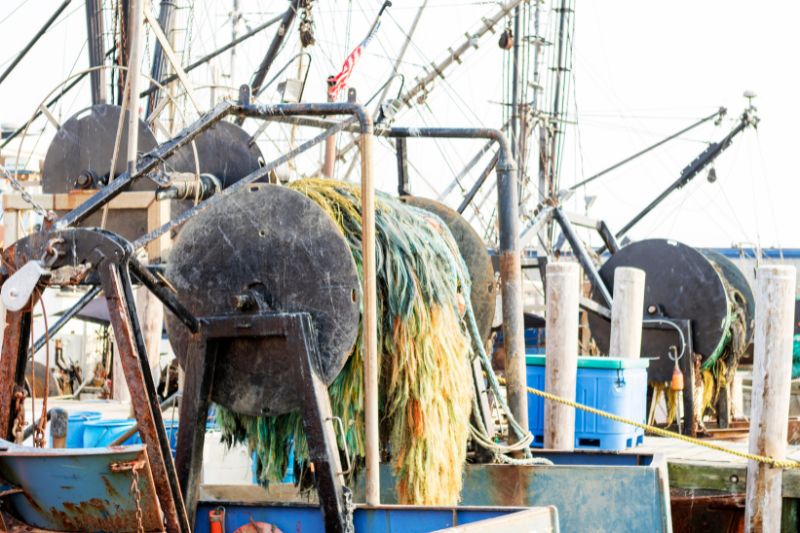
[0,227,191,533]
[175,312,352,533]
[109,458,147,473]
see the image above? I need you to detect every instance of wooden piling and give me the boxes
[50,408,68,448]
[609,266,645,359]
[544,261,580,450]
[745,264,797,532]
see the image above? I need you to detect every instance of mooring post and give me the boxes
[745,264,797,532]
[609,267,645,359]
[544,261,580,450]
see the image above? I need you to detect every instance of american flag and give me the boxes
[328,2,391,99]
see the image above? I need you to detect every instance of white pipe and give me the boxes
[360,131,380,505]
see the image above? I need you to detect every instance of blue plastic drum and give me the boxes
[52,411,102,448]
[82,418,138,447]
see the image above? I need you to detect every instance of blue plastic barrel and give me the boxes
[130,419,180,457]
[82,418,138,447]
[52,411,102,448]
[526,353,649,451]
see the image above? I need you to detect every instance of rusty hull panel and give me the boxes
[0,439,163,532]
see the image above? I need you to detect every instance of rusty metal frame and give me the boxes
[175,312,351,532]
[0,93,380,529]
[0,229,190,532]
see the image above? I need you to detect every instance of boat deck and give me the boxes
[632,435,800,465]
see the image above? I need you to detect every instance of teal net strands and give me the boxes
[215,178,476,505]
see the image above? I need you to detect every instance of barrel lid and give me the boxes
[525,354,650,369]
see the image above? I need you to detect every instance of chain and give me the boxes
[0,164,55,221]
[130,464,145,533]
[11,389,25,444]
[342,486,355,533]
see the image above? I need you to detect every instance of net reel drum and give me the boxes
[587,238,754,431]
[41,103,264,242]
[165,184,360,532]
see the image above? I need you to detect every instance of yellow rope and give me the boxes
[499,377,800,469]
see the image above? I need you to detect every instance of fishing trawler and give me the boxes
[0,1,796,532]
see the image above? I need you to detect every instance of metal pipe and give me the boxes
[359,129,380,506]
[146,0,178,115]
[0,0,73,87]
[132,105,369,249]
[457,151,499,214]
[396,137,410,196]
[84,0,107,105]
[322,88,337,177]
[552,207,612,307]
[129,258,199,333]
[492,132,527,445]
[109,391,182,447]
[248,0,301,98]
[30,286,102,356]
[140,13,285,98]
[597,220,620,254]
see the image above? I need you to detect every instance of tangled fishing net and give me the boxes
[215,178,475,505]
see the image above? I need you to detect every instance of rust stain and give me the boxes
[484,466,529,506]
[49,498,160,532]
[22,492,45,514]
[100,476,120,499]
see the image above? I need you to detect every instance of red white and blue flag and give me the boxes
[328,1,392,99]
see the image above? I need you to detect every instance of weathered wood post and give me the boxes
[745,264,797,532]
[544,261,580,450]
[609,267,646,359]
[50,408,68,448]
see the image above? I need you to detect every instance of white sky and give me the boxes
[0,0,797,249]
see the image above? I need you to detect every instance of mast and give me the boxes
[537,0,571,249]
[548,0,570,197]
[127,0,143,173]
[230,0,240,83]
[510,6,521,164]
[85,0,107,105]
[147,0,178,115]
